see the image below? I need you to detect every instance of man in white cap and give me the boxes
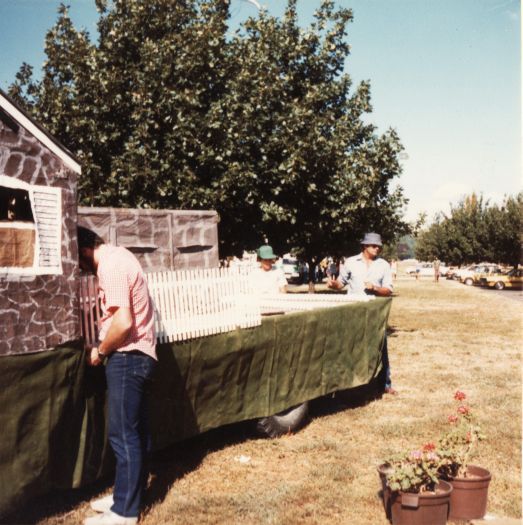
[327,232,396,394]
[250,245,288,295]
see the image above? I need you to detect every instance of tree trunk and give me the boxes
[307,260,316,294]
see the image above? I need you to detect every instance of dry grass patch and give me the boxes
[5,278,521,524]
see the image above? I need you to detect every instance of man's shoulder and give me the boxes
[345,253,363,264]
[99,245,141,273]
[375,257,391,267]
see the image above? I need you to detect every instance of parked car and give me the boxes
[478,268,523,290]
[281,254,302,284]
[405,262,449,277]
[451,265,475,282]
[458,264,503,286]
[471,265,504,286]
[445,266,459,280]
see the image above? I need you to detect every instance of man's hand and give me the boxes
[365,282,392,297]
[327,277,342,290]
[86,346,103,367]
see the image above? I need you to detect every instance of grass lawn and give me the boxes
[7,276,522,524]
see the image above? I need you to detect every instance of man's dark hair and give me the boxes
[77,226,104,249]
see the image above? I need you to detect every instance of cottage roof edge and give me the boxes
[0,89,81,175]
[78,206,219,218]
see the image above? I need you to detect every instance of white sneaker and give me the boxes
[84,510,138,525]
[90,494,114,513]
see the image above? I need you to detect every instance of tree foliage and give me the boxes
[415,193,522,267]
[9,0,409,264]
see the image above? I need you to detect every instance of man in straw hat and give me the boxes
[327,232,397,395]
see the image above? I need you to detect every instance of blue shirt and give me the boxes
[339,253,393,295]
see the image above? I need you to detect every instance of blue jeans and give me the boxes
[105,351,156,518]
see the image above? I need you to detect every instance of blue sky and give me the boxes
[0,0,520,222]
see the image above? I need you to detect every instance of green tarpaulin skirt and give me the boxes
[0,298,391,517]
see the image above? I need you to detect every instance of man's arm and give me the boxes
[363,283,392,297]
[277,268,288,293]
[87,306,133,366]
[327,261,348,290]
[364,260,393,296]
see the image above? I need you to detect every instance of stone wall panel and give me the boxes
[78,207,220,272]
[0,118,80,356]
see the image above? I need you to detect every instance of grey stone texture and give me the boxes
[0,117,80,356]
[78,207,220,271]
[0,107,219,357]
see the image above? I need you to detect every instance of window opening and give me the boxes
[0,186,34,222]
[0,176,62,275]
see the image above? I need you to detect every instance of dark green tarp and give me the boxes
[0,298,391,517]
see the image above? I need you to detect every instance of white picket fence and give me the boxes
[78,267,261,347]
[258,292,373,314]
[78,268,373,347]
[147,267,260,343]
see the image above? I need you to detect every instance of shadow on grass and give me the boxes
[0,421,255,525]
[310,374,386,417]
[387,324,416,337]
[0,475,114,525]
[144,420,255,510]
[1,382,385,524]
[147,377,389,515]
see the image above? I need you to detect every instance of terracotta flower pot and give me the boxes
[389,480,452,525]
[448,464,491,520]
[377,463,393,520]
[377,465,452,525]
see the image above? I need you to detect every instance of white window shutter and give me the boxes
[31,186,62,273]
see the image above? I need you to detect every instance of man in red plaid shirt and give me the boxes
[78,226,156,525]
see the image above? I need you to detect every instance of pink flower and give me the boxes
[410,450,422,460]
[448,414,458,424]
[454,390,467,401]
[457,405,470,415]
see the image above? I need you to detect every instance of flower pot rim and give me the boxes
[397,479,453,498]
[451,464,492,482]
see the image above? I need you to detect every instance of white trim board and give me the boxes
[0,92,81,174]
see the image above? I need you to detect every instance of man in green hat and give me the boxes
[250,245,287,295]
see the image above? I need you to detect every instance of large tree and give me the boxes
[214,1,409,269]
[415,193,522,267]
[10,0,409,270]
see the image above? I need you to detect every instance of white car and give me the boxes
[405,262,449,277]
[281,254,301,283]
[456,264,503,286]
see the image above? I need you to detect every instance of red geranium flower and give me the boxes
[454,390,466,401]
[448,414,458,423]
[457,405,470,415]
[422,442,436,452]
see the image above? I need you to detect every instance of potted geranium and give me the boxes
[437,390,491,520]
[378,443,452,525]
